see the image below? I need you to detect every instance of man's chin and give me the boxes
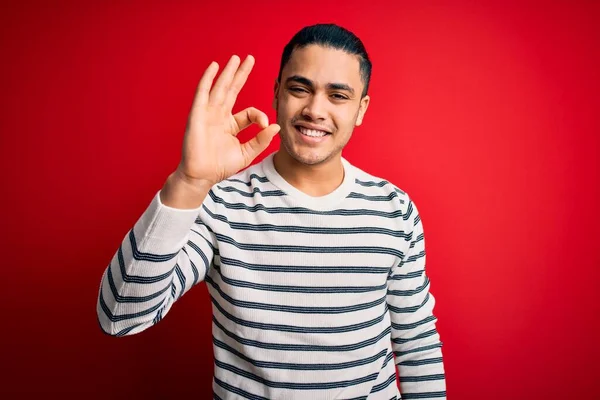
[289,147,333,166]
[279,133,337,165]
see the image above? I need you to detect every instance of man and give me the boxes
[97,23,446,399]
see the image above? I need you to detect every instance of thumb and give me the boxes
[241,123,281,165]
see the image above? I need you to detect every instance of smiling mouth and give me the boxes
[295,125,331,138]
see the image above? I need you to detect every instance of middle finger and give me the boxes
[223,55,255,111]
[209,55,241,106]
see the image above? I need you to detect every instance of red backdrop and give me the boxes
[1,1,598,398]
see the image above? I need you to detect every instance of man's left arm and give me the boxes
[387,199,447,399]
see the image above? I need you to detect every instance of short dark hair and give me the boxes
[277,23,372,98]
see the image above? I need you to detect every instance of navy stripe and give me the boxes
[405,202,414,221]
[219,256,390,274]
[208,191,405,218]
[388,277,430,296]
[186,238,212,277]
[391,315,437,330]
[214,359,379,390]
[174,265,186,299]
[190,258,200,285]
[117,237,176,284]
[189,225,215,250]
[99,290,165,322]
[214,377,268,400]
[191,215,217,249]
[355,179,390,188]
[215,233,405,258]
[98,316,122,336]
[409,233,424,248]
[401,391,447,399]
[383,350,395,367]
[404,250,426,264]
[394,343,443,357]
[128,230,178,262]
[98,314,142,337]
[400,374,445,383]
[224,174,270,186]
[397,357,444,367]
[392,329,438,345]
[367,351,396,395]
[208,275,386,314]
[107,263,170,303]
[388,293,430,313]
[216,185,286,198]
[389,270,424,281]
[207,275,386,314]
[152,307,164,325]
[189,221,216,250]
[369,373,397,394]
[114,325,138,337]
[181,248,200,285]
[204,206,411,238]
[214,337,387,370]
[211,295,388,333]
[213,262,386,294]
[347,191,400,202]
[213,317,391,352]
[414,213,421,226]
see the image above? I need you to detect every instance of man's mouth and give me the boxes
[295,125,331,138]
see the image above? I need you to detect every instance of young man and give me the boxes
[97,24,446,399]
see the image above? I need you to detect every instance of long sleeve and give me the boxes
[387,199,446,399]
[96,189,218,336]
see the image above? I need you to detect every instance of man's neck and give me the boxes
[272,150,345,197]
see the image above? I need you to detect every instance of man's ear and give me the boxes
[355,95,370,126]
[272,79,280,110]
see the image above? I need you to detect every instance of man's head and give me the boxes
[273,24,371,166]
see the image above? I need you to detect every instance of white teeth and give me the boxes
[298,127,328,137]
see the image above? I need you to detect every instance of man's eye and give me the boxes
[332,94,348,100]
[290,87,308,93]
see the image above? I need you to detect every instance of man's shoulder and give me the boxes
[347,159,412,205]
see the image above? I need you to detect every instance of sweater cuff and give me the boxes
[132,190,203,253]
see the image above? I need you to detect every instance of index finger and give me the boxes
[232,107,269,134]
[223,55,255,111]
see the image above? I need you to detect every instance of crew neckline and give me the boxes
[261,151,355,210]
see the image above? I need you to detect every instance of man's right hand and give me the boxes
[161,55,280,209]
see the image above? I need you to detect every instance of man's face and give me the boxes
[273,45,370,165]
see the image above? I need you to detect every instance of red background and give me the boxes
[1,1,598,398]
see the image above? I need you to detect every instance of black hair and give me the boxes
[277,23,372,98]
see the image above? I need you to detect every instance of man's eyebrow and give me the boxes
[327,82,355,95]
[286,75,314,87]
[285,75,355,95]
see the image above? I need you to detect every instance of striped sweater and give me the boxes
[97,151,446,399]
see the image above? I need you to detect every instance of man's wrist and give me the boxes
[160,170,213,210]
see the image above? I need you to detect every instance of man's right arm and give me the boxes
[96,173,216,336]
[97,54,280,336]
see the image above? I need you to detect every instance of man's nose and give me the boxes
[301,93,328,121]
